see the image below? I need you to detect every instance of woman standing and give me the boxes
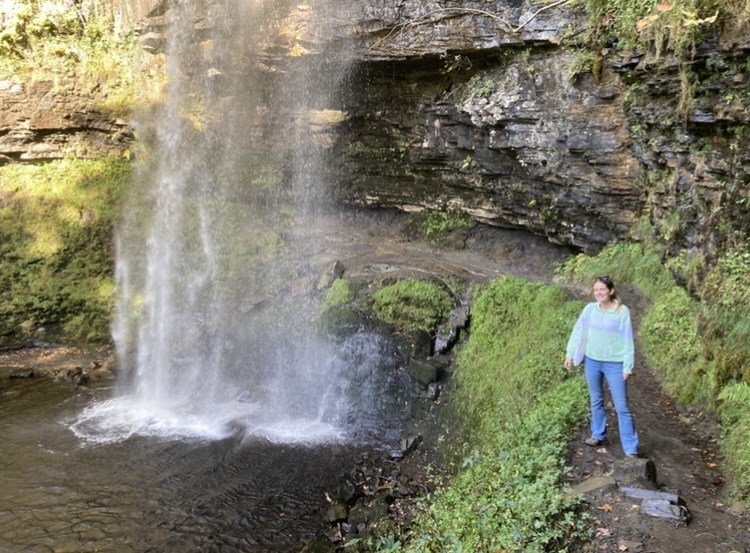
[564,276,639,457]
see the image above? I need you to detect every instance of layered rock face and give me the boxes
[6,0,750,255]
[0,80,133,163]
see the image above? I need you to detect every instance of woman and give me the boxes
[564,276,639,457]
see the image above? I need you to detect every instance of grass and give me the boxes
[0,0,161,117]
[0,155,130,345]
[558,240,750,503]
[372,277,591,552]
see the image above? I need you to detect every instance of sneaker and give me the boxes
[585,437,606,446]
[626,452,640,458]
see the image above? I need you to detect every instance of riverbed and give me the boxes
[0,376,374,552]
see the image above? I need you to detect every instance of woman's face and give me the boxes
[593,281,613,303]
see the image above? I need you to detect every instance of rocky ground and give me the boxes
[566,343,750,553]
[2,210,749,552]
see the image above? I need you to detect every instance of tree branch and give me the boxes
[370,0,573,52]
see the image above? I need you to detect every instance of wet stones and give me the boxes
[319,447,430,549]
[620,486,691,525]
[575,456,692,526]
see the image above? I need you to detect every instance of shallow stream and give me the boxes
[0,377,376,552]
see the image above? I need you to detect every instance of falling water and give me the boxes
[74,0,397,444]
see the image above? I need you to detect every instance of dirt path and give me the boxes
[566,291,750,553]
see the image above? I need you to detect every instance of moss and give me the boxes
[368,279,454,334]
[0,155,130,345]
[321,278,356,312]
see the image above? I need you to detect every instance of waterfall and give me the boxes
[73,0,392,444]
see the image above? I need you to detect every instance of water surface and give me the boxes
[0,377,371,552]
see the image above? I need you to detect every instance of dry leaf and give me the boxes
[636,14,659,32]
[599,503,613,512]
[619,545,629,551]
[708,462,718,468]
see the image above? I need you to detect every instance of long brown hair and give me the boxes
[595,275,624,314]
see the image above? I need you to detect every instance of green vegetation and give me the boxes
[578,0,748,119]
[321,278,356,312]
[369,279,454,334]
[717,382,750,499]
[421,209,475,245]
[0,155,131,345]
[566,49,598,80]
[384,277,590,552]
[581,0,723,54]
[461,73,495,101]
[0,0,156,116]
[558,240,750,502]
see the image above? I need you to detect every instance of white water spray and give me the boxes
[73,0,390,444]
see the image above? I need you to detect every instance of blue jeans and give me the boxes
[584,356,639,455]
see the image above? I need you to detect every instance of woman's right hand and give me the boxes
[564,357,573,371]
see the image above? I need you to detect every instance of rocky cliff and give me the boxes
[4,0,749,256]
[0,80,133,162]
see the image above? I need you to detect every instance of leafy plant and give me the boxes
[581,0,723,121]
[718,382,750,500]
[462,73,495,100]
[700,249,750,388]
[0,0,157,115]
[393,277,591,552]
[555,241,675,300]
[421,210,475,245]
[641,287,704,402]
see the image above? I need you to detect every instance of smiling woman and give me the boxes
[565,275,639,458]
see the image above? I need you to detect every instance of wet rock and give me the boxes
[423,382,440,400]
[571,475,617,495]
[299,534,336,553]
[407,359,437,387]
[348,496,391,527]
[319,306,369,337]
[9,367,35,378]
[337,480,357,504]
[0,80,133,162]
[394,331,432,361]
[50,365,90,385]
[641,498,691,524]
[397,435,421,458]
[317,260,346,291]
[325,501,348,523]
[613,456,657,486]
[619,485,685,506]
[433,327,458,355]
